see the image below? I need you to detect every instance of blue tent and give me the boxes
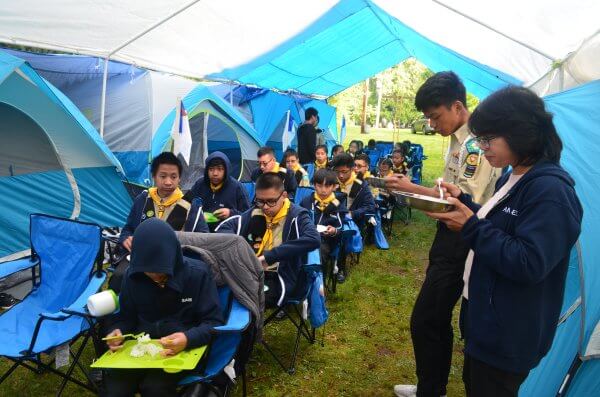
[152,85,262,188]
[0,51,131,261]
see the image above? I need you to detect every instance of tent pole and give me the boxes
[229,84,233,106]
[432,0,555,61]
[99,56,109,138]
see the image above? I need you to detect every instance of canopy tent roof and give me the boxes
[1,0,598,98]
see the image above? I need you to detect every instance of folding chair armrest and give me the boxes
[0,257,39,279]
[211,300,250,333]
[60,272,107,317]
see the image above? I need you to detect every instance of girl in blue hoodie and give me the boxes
[428,86,582,396]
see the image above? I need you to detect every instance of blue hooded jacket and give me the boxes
[459,161,582,373]
[217,203,320,300]
[187,151,250,230]
[110,218,223,348]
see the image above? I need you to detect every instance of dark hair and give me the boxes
[379,158,393,168]
[315,144,328,154]
[151,152,182,176]
[313,168,338,185]
[331,153,354,169]
[392,149,404,157]
[354,153,371,167]
[280,148,298,167]
[257,146,275,158]
[207,157,226,169]
[255,172,284,192]
[305,107,318,120]
[331,144,344,156]
[367,139,376,148]
[415,71,467,112]
[469,86,562,166]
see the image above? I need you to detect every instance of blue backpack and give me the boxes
[308,271,329,328]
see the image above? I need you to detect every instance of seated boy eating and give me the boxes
[186,151,250,232]
[103,218,223,397]
[112,152,208,292]
[218,172,320,307]
[300,169,347,261]
[251,146,297,200]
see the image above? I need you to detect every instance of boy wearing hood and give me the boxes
[111,152,209,292]
[186,151,250,232]
[103,218,223,397]
[218,172,320,308]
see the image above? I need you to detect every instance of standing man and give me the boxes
[297,107,319,165]
[389,72,500,397]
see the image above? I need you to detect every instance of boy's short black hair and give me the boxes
[415,71,467,112]
[207,157,226,168]
[331,144,343,156]
[331,153,354,169]
[255,172,284,192]
[379,158,393,168]
[313,168,338,186]
[281,148,299,167]
[151,152,182,176]
[354,153,371,166]
[469,85,562,166]
[392,149,404,157]
[257,146,275,158]
[305,107,318,120]
[315,144,328,153]
[367,139,376,147]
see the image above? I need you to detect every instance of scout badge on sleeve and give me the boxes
[463,138,482,178]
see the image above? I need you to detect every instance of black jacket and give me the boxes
[297,123,317,164]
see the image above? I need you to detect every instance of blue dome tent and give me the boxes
[0,51,131,261]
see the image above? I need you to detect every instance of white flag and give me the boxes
[281,110,296,151]
[170,98,193,165]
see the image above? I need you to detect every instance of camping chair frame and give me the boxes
[0,214,107,396]
[261,263,320,375]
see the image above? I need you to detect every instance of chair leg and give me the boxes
[242,368,247,397]
[56,333,95,396]
[0,361,21,385]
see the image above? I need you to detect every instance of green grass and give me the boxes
[0,127,464,396]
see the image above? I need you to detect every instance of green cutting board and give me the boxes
[203,212,220,223]
[91,340,207,373]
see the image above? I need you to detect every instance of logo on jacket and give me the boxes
[502,207,519,216]
[181,298,192,303]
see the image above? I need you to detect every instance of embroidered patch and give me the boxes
[463,138,481,178]
[146,210,155,218]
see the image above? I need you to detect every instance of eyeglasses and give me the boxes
[253,191,284,208]
[257,157,274,167]
[474,135,498,149]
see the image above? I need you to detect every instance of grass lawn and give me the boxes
[0,127,464,396]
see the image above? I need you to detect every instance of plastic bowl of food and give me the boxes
[392,191,453,213]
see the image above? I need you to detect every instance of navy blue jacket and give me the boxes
[111,218,223,348]
[299,193,348,230]
[119,190,209,245]
[251,167,297,200]
[460,161,582,373]
[187,151,251,230]
[337,179,376,225]
[217,203,320,299]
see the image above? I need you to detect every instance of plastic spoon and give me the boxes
[436,178,444,200]
[102,332,146,342]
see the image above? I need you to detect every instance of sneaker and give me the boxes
[0,293,18,310]
[336,271,346,284]
[393,384,417,397]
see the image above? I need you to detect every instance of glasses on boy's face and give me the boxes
[257,157,274,167]
[253,191,284,208]
[474,135,498,150]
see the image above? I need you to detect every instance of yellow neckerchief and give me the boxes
[148,187,184,219]
[315,159,328,169]
[338,171,357,192]
[363,170,372,179]
[210,181,223,192]
[314,192,336,212]
[256,198,291,256]
[291,163,301,172]
[392,165,405,174]
[271,163,281,173]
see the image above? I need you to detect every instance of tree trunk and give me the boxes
[361,78,369,134]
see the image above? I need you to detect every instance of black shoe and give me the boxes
[336,271,346,284]
[0,293,18,310]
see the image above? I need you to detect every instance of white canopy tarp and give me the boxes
[0,0,598,97]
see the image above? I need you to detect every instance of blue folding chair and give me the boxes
[294,186,315,205]
[241,181,255,202]
[365,149,382,173]
[376,141,394,158]
[261,249,321,374]
[0,214,106,395]
[303,163,315,182]
[178,285,252,397]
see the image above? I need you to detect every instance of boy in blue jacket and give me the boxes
[251,146,297,200]
[103,218,223,397]
[110,152,208,292]
[300,168,347,261]
[186,151,250,232]
[218,172,320,307]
